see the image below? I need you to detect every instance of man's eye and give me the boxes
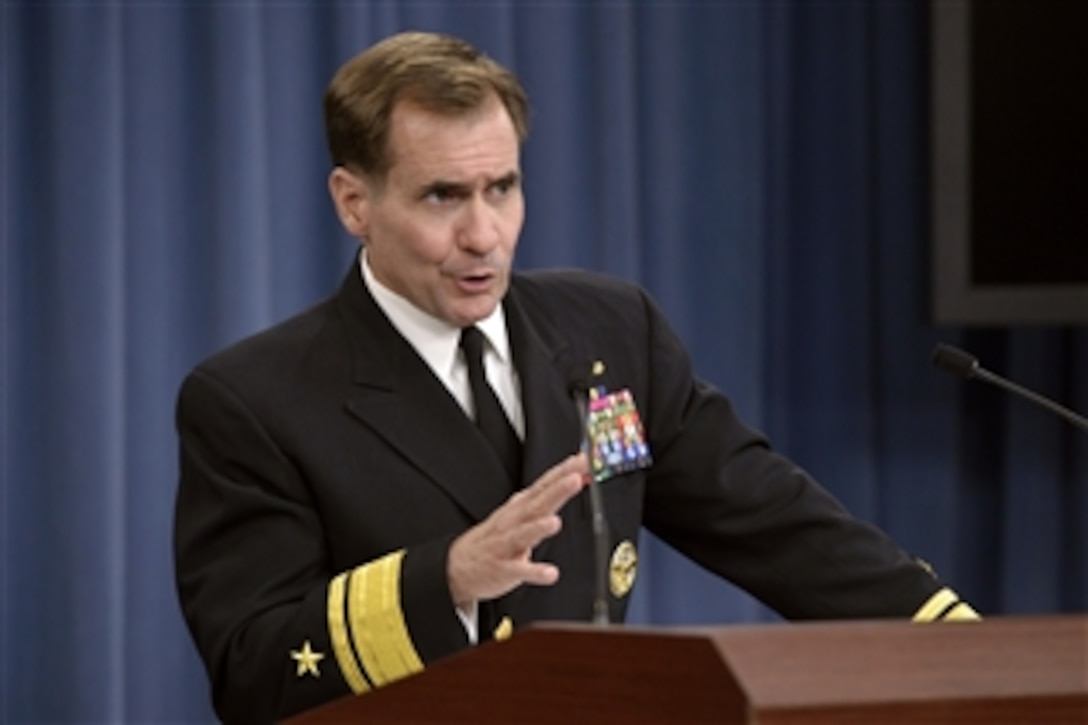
[423,185,463,203]
[491,177,519,196]
[425,189,453,202]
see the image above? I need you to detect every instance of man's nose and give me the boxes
[456,196,502,253]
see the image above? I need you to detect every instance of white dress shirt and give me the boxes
[360,250,524,438]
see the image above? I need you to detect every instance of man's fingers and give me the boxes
[518,561,560,587]
[515,453,589,515]
[447,454,589,604]
[501,512,562,556]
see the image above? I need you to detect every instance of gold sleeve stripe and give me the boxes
[372,551,426,679]
[327,572,370,694]
[941,602,982,621]
[347,550,424,688]
[912,587,960,622]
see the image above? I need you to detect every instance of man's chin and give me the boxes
[447,296,502,328]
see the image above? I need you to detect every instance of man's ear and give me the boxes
[328,167,370,238]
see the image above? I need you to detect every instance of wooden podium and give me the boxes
[290,615,1086,723]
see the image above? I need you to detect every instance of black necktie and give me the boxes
[459,326,522,484]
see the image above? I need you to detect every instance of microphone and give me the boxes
[567,363,611,626]
[931,344,1088,432]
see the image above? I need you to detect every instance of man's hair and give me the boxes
[323,31,530,180]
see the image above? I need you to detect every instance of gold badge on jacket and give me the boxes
[609,540,638,598]
[493,616,513,641]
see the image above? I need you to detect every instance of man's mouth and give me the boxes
[455,269,496,293]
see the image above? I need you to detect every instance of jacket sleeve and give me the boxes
[633,291,975,622]
[173,368,468,723]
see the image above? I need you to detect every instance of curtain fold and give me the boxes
[3,1,1084,720]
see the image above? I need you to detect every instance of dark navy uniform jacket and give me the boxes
[174,266,956,722]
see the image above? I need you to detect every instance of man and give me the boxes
[174,31,976,723]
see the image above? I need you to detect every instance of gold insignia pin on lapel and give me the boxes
[609,540,638,598]
[290,639,325,678]
[592,360,606,376]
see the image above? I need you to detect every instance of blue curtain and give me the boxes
[3,1,1084,720]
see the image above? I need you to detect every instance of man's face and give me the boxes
[345,95,524,328]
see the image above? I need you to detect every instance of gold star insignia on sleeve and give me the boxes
[291,639,325,678]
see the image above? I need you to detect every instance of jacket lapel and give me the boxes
[504,284,585,482]
[335,268,590,524]
[337,270,512,521]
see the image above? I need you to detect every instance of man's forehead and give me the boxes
[389,95,517,142]
[385,109,520,185]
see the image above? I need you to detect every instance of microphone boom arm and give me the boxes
[973,367,1088,432]
[574,391,612,626]
[932,343,1088,432]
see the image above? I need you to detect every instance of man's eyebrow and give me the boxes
[418,171,520,196]
[493,170,520,185]
[418,179,471,197]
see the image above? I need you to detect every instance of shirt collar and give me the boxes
[359,249,511,376]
